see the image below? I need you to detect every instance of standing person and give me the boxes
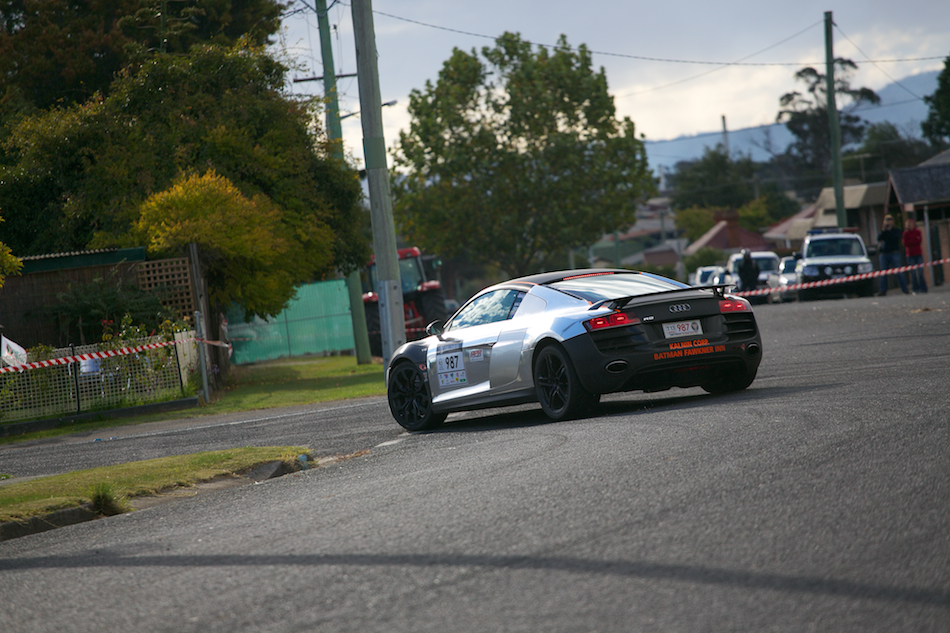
[902,216,928,294]
[737,250,759,293]
[876,215,908,296]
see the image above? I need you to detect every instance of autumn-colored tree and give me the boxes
[134,170,333,317]
[392,32,653,277]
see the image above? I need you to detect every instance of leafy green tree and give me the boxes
[845,122,935,181]
[31,269,174,345]
[0,216,20,287]
[776,59,880,172]
[922,54,950,150]
[0,43,366,318]
[684,247,726,273]
[392,32,653,277]
[0,0,286,118]
[669,146,756,211]
[675,206,717,243]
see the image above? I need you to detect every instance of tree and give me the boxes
[922,54,950,150]
[669,146,756,211]
[0,216,20,288]
[845,122,935,181]
[133,170,330,318]
[391,32,653,277]
[676,206,717,243]
[0,43,367,318]
[777,59,880,172]
[0,0,286,118]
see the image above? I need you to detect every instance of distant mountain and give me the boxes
[644,70,939,177]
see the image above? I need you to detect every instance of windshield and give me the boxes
[806,238,866,258]
[754,256,779,272]
[547,272,687,303]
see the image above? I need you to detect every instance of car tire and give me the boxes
[701,366,757,394]
[533,344,596,421]
[387,361,447,431]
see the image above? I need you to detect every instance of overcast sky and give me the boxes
[276,1,949,169]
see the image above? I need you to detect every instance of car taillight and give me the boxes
[585,312,639,331]
[719,298,751,313]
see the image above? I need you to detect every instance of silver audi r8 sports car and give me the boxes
[386,269,763,431]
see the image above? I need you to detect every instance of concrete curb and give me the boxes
[0,459,298,542]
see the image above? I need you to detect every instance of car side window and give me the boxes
[448,290,524,331]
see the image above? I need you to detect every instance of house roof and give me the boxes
[814,182,886,210]
[920,149,950,165]
[683,220,771,256]
[888,161,950,207]
[762,204,818,242]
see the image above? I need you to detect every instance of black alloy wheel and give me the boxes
[533,344,595,421]
[387,361,446,431]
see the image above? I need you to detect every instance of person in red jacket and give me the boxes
[902,217,928,293]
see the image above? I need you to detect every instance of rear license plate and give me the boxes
[663,320,703,338]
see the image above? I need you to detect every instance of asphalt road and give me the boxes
[1,288,948,632]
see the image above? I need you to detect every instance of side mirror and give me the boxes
[425,320,445,340]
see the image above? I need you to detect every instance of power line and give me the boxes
[833,23,925,102]
[370,9,944,68]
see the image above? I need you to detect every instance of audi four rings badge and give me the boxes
[669,304,691,313]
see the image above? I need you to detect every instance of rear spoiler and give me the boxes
[589,284,734,311]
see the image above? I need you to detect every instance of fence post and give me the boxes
[195,311,210,404]
[71,344,81,415]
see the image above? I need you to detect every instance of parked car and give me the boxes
[795,230,874,301]
[386,269,763,430]
[724,251,780,303]
[693,265,724,286]
[766,256,799,302]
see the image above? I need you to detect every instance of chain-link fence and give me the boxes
[0,333,197,424]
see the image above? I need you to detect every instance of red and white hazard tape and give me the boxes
[733,257,950,298]
[0,338,231,374]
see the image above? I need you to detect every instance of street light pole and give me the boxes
[351,0,405,365]
[315,0,372,364]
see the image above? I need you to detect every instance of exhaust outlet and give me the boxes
[605,360,629,374]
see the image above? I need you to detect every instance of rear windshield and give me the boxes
[547,272,687,303]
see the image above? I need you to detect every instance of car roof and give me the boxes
[508,268,644,286]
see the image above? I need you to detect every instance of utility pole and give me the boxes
[314,0,372,365]
[825,11,847,228]
[351,0,405,364]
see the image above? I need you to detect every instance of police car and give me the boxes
[795,229,874,301]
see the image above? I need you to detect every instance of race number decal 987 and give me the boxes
[437,351,467,387]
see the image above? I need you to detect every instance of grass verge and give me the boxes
[0,446,309,524]
[1,355,386,445]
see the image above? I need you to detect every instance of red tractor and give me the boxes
[361,247,448,357]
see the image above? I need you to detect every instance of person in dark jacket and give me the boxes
[876,215,908,296]
[737,250,759,293]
